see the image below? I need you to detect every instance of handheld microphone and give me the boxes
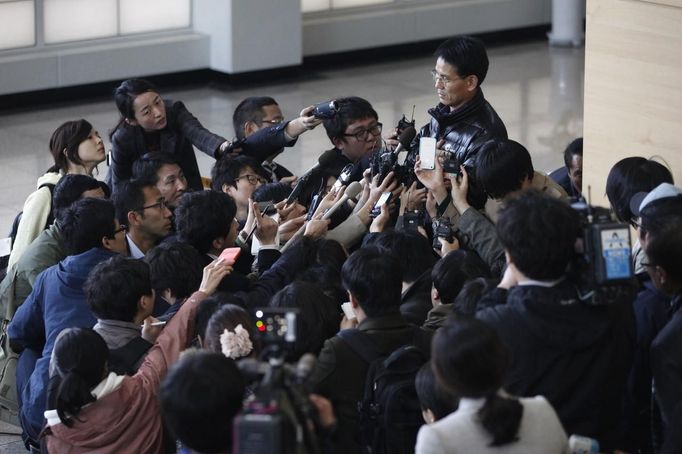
[321,181,362,220]
[392,126,416,155]
[295,353,317,381]
[280,181,363,252]
[286,149,338,205]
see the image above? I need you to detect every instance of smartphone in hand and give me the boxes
[218,247,241,266]
[370,192,392,218]
[419,137,437,170]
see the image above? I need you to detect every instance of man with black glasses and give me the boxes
[413,35,507,211]
[113,179,173,258]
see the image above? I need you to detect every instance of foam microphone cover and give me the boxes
[398,126,417,149]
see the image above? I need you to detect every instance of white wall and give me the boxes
[0,0,551,96]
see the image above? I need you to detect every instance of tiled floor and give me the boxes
[0,39,584,235]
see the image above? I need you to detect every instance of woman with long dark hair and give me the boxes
[8,119,106,268]
[415,319,569,453]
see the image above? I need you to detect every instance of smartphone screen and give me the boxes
[419,137,436,170]
[371,192,392,217]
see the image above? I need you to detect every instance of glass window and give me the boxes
[44,0,117,44]
[120,0,190,34]
[0,1,35,50]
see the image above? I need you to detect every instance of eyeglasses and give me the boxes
[342,123,383,142]
[431,69,462,85]
[110,224,127,237]
[236,174,267,185]
[260,118,284,126]
[138,199,168,211]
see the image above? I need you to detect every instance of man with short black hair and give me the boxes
[85,255,157,375]
[8,197,127,447]
[413,35,507,211]
[114,179,173,257]
[310,247,418,454]
[211,156,268,225]
[549,137,583,199]
[160,352,245,454]
[132,152,188,209]
[233,96,322,184]
[476,191,634,450]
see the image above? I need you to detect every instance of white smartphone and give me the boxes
[341,302,357,320]
[370,192,392,217]
[419,137,437,170]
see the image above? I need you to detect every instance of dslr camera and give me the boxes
[369,114,417,186]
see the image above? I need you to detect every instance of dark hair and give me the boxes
[53,174,110,222]
[233,96,279,140]
[496,191,579,280]
[60,198,117,254]
[341,247,402,318]
[369,230,438,283]
[211,155,266,192]
[113,79,158,120]
[112,178,149,225]
[451,277,498,318]
[323,96,378,143]
[204,304,260,358]
[432,319,522,446]
[270,281,341,361]
[131,152,181,186]
[645,220,682,283]
[145,241,203,300]
[175,191,237,254]
[476,140,534,199]
[415,362,457,421]
[605,157,673,225]
[640,196,682,241]
[50,328,108,427]
[563,138,583,169]
[252,182,292,204]
[84,255,152,322]
[431,250,490,306]
[434,36,489,86]
[160,352,245,453]
[48,119,94,174]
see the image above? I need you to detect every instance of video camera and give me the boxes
[233,308,321,454]
[569,202,637,305]
[370,114,417,186]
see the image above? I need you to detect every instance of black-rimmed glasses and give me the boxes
[342,123,383,142]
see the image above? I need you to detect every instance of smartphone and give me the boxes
[256,201,276,216]
[218,247,241,266]
[370,192,392,218]
[419,137,437,170]
[341,302,357,320]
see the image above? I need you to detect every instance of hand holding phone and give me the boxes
[419,137,437,170]
[370,192,392,218]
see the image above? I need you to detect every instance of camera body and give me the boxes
[233,308,321,454]
[431,217,456,251]
[570,202,636,305]
[312,100,338,120]
[403,210,424,232]
[369,114,417,186]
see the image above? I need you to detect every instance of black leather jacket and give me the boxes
[411,89,507,209]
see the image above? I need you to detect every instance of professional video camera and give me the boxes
[370,114,417,186]
[233,308,321,454]
[431,217,468,251]
[569,201,637,305]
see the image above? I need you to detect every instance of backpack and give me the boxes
[337,328,428,454]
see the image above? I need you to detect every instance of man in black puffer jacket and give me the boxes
[410,35,507,210]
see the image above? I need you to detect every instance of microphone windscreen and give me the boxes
[345,181,363,200]
[318,149,338,168]
[398,126,417,148]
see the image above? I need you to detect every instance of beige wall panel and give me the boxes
[583,0,682,207]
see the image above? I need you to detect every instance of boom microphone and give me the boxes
[286,149,339,205]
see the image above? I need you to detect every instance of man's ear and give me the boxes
[211,236,226,253]
[127,210,142,227]
[348,291,360,309]
[101,235,119,252]
[138,293,155,315]
[332,136,345,150]
[222,183,234,196]
[465,74,479,92]
[431,287,440,302]
[504,250,512,264]
[656,266,669,287]
[243,121,259,138]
